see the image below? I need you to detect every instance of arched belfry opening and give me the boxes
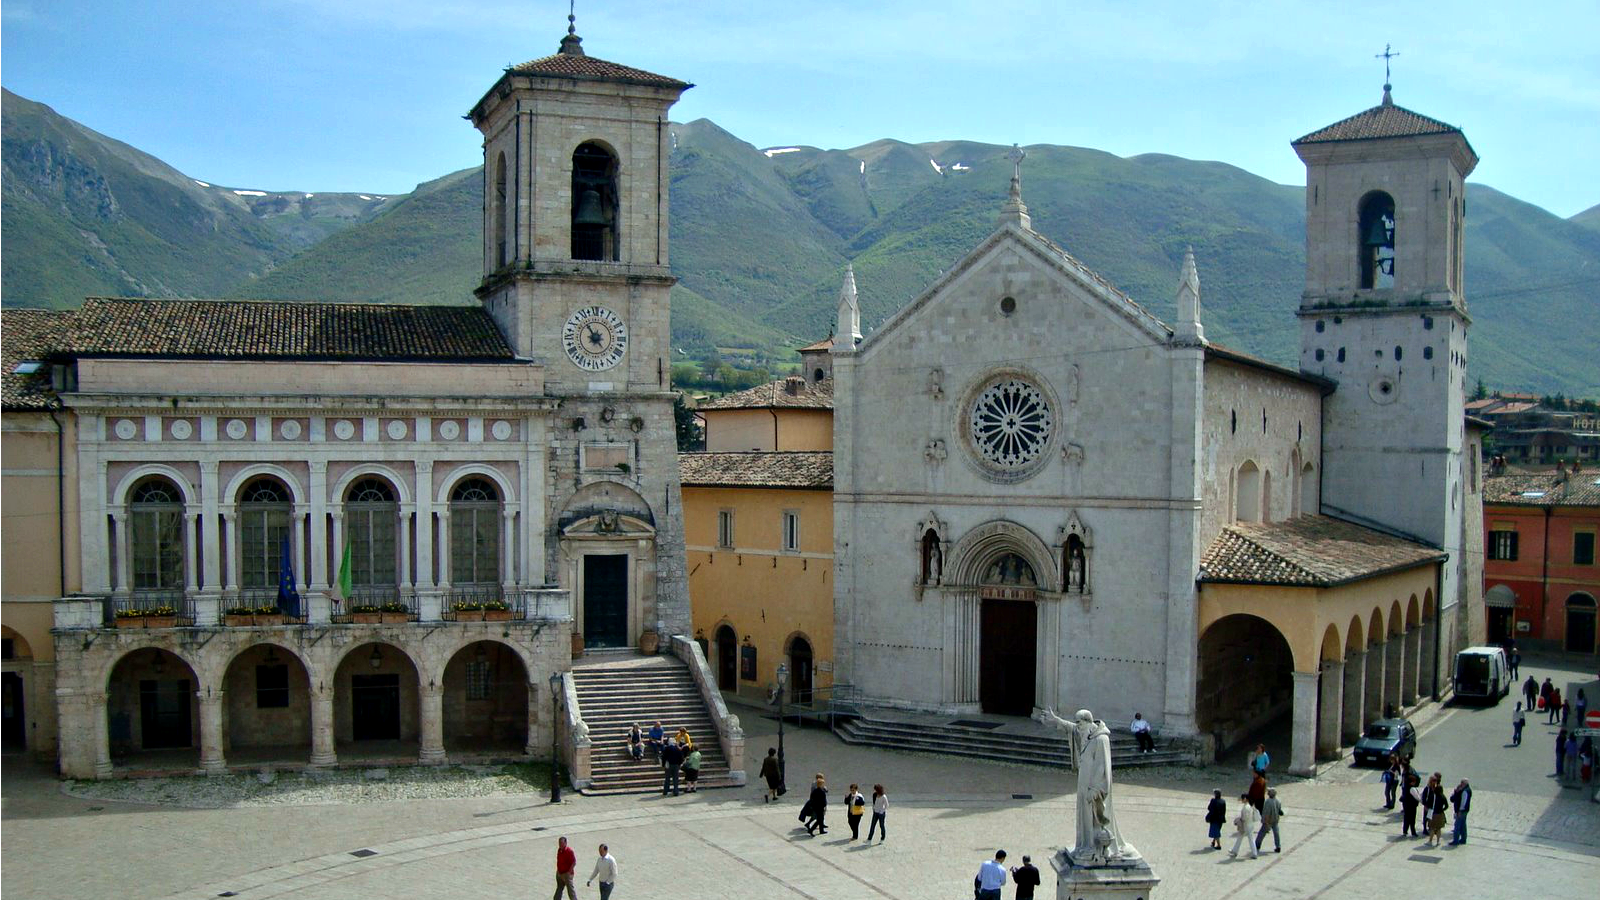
[571,142,618,261]
[1358,190,1396,289]
[493,152,509,268]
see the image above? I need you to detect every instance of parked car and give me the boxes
[1353,718,1416,766]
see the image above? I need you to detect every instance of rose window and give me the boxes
[968,378,1053,471]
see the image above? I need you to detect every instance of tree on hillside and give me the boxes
[674,393,703,452]
[1472,378,1488,401]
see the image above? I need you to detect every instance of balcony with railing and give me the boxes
[441,585,523,621]
[332,586,417,623]
[222,588,309,625]
[105,591,195,628]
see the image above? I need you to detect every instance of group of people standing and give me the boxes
[796,772,889,841]
[1516,677,1594,786]
[1384,754,1471,846]
[626,722,703,796]
[1205,744,1284,859]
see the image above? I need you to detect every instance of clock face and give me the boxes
[562,305,628,371]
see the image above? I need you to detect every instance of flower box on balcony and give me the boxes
[253,614,289,626]
[115,615,177,629]
[350,611,384,624]
[483,608,514,622]
[224,613,256,627]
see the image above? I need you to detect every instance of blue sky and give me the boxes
[4,1,1597,217]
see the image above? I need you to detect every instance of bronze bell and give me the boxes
[1363,217,1392,248]
[573,188,608,226]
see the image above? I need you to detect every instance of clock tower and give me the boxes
[467,24,694,641]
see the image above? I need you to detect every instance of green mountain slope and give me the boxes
[1572,203,1600,232]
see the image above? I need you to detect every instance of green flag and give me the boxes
[335,541,353,603]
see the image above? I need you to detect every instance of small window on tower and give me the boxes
[1358,191,1396,289]
[572,142,618,261]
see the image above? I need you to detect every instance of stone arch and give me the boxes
[1320,623,1343,662]
[492,150,509,268]
[2,625,34,659]
[1422,588,1435,621]
[947,520,1058,589]
[558,480,654,529]
[333,641,422,748]
[1406,595,1420,628]
[1357,190,1397,289]
[1368,609,1385,648]
[1565,592,1597,654]
[713,621,738,691]
[1196,614,1295,745]
[571,139,620,261]
[784,631,815,705]
[1388,601,1404,637]
[1300,462,1316,517]
[111,464,196,507]
[331,465,413,505]
[224,464,307,506]
[435,464,518,505]
[105,646,204,763]
[440,639,531,754]
[1234,460,1261,523]
[1345,615,1365,653]
[222,642,313,760]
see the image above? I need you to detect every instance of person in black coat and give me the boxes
[1398,772,1421,837]
[758,747,783,803]
[1205,789,1226,849]
[799,773,829,835]
[661,740,684,796]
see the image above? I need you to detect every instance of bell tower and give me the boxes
[1294,80,1479,636]
[466,22,694,637]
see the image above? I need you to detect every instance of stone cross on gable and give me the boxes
[1008,144,1026,184]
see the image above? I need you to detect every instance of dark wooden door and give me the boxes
[139,679,192,748]
[716,626,737,690]
[351,674,401,740]
[583,554,629,648]
[980,599,1037,716]
[2,672,25,751]
[789,638,814,706]
[1567,606,1596,653]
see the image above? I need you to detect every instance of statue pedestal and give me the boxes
[1052,848,1159,900]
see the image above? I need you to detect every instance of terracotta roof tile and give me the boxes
[699,377,833,411]
[1199,516,1444,587]
[70,297,515,361]
[798,338,833,352]
[680,451,832,489]
[1,308,74,410]
[1294,101,1462,144]
[511,52,689,89]
[1484,472,1600,507]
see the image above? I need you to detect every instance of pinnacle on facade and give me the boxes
[834,264,862,347]
[997,144,1032,230]
[1174,246,1204,343]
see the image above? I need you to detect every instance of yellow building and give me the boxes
[683,366,835,708]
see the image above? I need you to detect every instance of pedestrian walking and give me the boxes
[1448,779,1471,846]
[974,850,1008,900]
[1010,854,1041,900]
[1548,687,1563,725]
[1421,773,1447,846]
[1555,728,1569,777]
[1249,743,1270,776]
[661,739,684,796]
[1229,793,1260,858]
[1523,675,1539,713]
[1255,788,1283,853]
[1205,790,1226,849]
[844,783,867,840]
[800,773,828,835]
[682,744,702,793]
[1509,649,1520,680]
[1564,732,1580,782]
[868,784,888,842]
[1382,755,1401,808]
[1561,700,1571,728]
[552,836,577,900]
[1247,771,1267,812]
[1578,688,1589,726]
[1131,712,1155,753]
[1399,773,1421,837]
[1511,702,1526,746]
[586,843,618,900]
[759,747,783,802]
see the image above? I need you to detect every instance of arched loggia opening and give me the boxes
[334,642,420,760]
[223,644,312,765]
[2,626,34,753]
[442,640,530,755]
[107,648,201,770]
[1196,614,1294,754]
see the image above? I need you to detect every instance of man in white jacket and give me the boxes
[1229,793,1260,858]
[587,844,618,899]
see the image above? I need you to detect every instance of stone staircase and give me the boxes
[570,655,736,795]
[835,714,1196,769]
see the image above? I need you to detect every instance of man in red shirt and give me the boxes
[553,835,577,900]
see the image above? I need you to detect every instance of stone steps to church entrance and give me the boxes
[570,654,737,795]
[835,716,1195,769]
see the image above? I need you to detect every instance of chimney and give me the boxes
[784,375,805,396]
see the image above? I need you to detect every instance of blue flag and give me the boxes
[277,534,301,617]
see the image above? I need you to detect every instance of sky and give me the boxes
[4,1,1597,217]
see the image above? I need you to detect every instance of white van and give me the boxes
[1454,646,1510,702]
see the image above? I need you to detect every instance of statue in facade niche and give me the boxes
[1067,544,1086,592]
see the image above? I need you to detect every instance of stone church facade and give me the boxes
[832,91,1486,773]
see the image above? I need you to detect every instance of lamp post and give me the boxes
[775,662,789,786]
[549,671,563,803]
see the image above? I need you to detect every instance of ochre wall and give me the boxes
[702,408,832,452]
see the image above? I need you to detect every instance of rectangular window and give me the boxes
[717,510,734,549]
[1489,530,1518,562]
[782,510,800,552]
[465,660,492,701]
[256,664,289,708]
[1576,532,1596,566]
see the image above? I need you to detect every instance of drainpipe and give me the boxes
[769,408,780,452]
[46,397,66,596]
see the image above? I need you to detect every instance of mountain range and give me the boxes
[4,88,1597,397]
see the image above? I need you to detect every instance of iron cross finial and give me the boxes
[1375,43,1399,87]
[568,0,577,36]
[1008,143,1026,183]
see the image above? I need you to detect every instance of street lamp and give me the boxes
[775,662,789,786]
[549,671,563,803]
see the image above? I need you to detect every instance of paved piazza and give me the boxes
[5,655,1596,900]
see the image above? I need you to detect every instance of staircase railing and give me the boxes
[670,634,746,784]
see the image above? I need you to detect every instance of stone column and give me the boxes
[1364,640,1386,723]
[419,684,446,764]
[184,509,202,592]
[399,508,414,591]
[330,511,345,583]
[309,461,329,591]
[200,462,222,593]
[112,512,132,595]
[1317,658,1344,759]
[1403,626,1422,706]
[1289,670,1318,776]
[525,679,542,757]
[222,512,240,593]
[437,511,453,588]
[57,689,110,779]
[309,687,337,767]
[1384,634,1403,714]
[198,690,227,774]
[502,510,517,589]
[1419,619,1437,698]
[415,461,435,589]
[293,507,308,594]
[1341,649,1365,745]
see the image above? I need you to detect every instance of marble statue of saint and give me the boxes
[1067,709,1133,865]
[1068,546,1085,591]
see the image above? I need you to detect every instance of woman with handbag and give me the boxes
[759,747,783,803]
[844,783,867,840]
[1205,789,1226,850]
[1420,773,1448,846]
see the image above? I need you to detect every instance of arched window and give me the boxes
[571,142,618,261]
[1235,461,1261,523]
[239,478,291,591]
[450,478,502,586]
[789,636,814,706]
[1300,463,1316,517]
[920,528,943,585]
[345,478,398,593]
[1358,191,1396,289]
[130,478,184,592]
[493,152,508,268]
